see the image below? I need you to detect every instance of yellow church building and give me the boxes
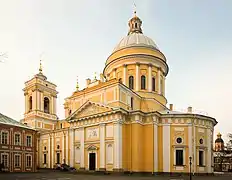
[21,12,217,174]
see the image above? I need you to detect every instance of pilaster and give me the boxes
[69,129,75,167]
[153,122,158,172]
[207,128,212,173]
[123,64,127,85]
[148,64,152,92]
[51,133,54,168]
[113,121,122,170]
[100,123,106,170]
[157,67,161,94]
[80,127,85,169]
[162,123,170,172]
[135,63,140,91]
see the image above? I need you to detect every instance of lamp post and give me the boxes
[189,156,192,180]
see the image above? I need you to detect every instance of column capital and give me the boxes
[113,68,117,71]
[148,63,153,67]
[136,62,140,66]
[123,64,127,67]
[99,123,106,127]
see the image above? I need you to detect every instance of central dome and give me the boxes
[113,33,159,52]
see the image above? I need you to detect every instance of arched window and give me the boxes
[29,96,32,111]
[129,76,134,89]
[131,97,134,110]
[135,23,138,28]
[69,110,72,115]
[44,97,50,113]
[141,75,146,90]
[152,77,156,91]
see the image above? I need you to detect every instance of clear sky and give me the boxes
[0,0,231,141]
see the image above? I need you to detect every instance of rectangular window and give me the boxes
[1,132,8,144]
[15,134,21,145]
[1,154,8,167]
[26,155,32,167]
[26,136,32,147]
[44,154,47,164]
[15,155,20,167]
[176,149,184,166]
[199,150,204,166]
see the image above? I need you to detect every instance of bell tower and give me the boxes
[21,60,58,131]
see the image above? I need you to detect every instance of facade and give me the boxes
[0,113,36,172]
[21,12,217,174]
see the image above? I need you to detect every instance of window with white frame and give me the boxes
[15,133,21,145]
[1,154,8,167]
[26,135,32,147]
[1,131,8,144]
[26,155,32,167]
[175,149,184,166]
[106,144,113,164]
[14,154,20,167]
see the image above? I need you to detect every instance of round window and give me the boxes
[199,138,203,144]
[176,137,182,144]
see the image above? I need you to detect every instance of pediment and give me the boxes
[86,145,98,151]
[69,101,113,121]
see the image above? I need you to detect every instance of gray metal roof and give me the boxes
[0,113,34,130]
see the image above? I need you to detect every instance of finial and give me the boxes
[39,60,43,73]
[133,3,137,16]
[76,76,79,91]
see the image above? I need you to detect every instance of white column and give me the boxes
[62,132,65,163]
[32,91,36,110]
[47,136,50,168]
[80,127,85,168]
[69,129,75,167]
[157,68,161,94]
[100,123,106,169]
[113,121,122,169]
[25,94,28,113]
[123,64,127,85]
[41,93,44,111]
[51,96,54,114]
[163,124,170,172]
[135,63,140,91]
[193,126,196,174]
[163,77,166,96]
[65,132,69,164]
[53,97,57,114]
[153,123,158,172]
[51,134,54,168]
[207,128,212,173]
[37,91,40,111]
[148,64,152,92]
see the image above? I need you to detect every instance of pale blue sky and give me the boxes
[0,0,231,141]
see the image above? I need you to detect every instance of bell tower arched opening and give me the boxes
[44,97,50,114]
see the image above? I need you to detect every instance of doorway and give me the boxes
[89,153,96,170]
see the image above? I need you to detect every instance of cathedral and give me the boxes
[21,12,217,174]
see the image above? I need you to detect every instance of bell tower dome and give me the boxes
[21,60,58,131]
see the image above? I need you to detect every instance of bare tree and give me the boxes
[227,133,232,151]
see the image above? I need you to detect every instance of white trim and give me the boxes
[14,154,21,168]
[157,68,161,94]
[25,154,32,168]
[65,133,68,164]
[1,153,9,167]
[87,151,98,170]
[14,132,21,146]
[1,130,9,145]
[163,124,170,172]
[25,134,32,147]
[174,148,185,166]
[154,123,158,172]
